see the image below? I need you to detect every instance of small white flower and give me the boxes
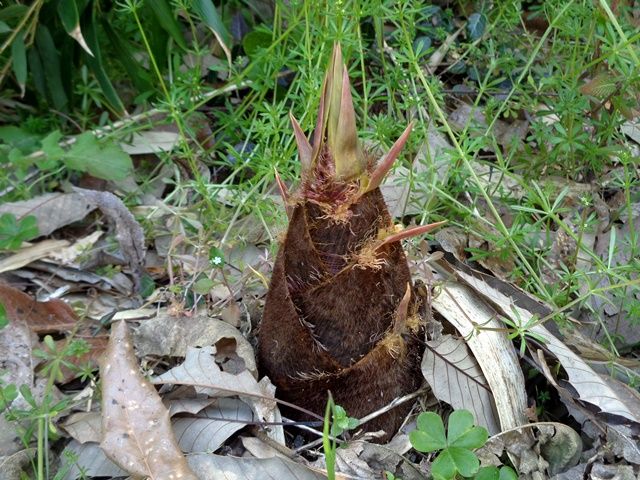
[211,256,222,266]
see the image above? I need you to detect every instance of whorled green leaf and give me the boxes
[10,30,27,96]
[146,0,187,51]
[410,412,447,452]
[57,0,93,55]
[0,213,39,250]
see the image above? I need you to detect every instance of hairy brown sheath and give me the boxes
[258,44,442,442]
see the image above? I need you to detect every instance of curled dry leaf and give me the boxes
[74,188,146,289]
[60,441,127,480]
[135,312,258,377]
[427,277,529,431]
[187,454,328,480]
[172,398,254,453]
[100,320,197,480]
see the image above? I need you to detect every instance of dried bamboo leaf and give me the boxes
[430,280,529,431]
[451,262,640,424]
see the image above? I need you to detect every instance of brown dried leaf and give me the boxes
[100,320,197,479]
[428,277,529,431]
[450,261,640,424]
[63,412,102,444]
[60,441,127,479]
[172,398,254,453]
[0,283,78,334]
[134,311,257,377]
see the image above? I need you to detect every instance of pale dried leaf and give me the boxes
[135,312,257,377]
[152,346,278,429]
[100,320,197,479]
[187,453,328,480]
[63,412,102,444]
[430,281,529,431]
[241,436,287,459]
[533,325,640,423]
[0,239,69,273]
[61,441,126,480]
[168,397,216,416]
[0,193,95,237]
[538,424,582,475]
[422,334,500,433]
[173,398,254,453]
[621,118,640,145]
[451,262,640,424]
[332,440,424,480]
[44,231,103,265]
[0,300,35,389]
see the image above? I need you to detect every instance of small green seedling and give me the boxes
[410,410,491,479]
[330,404,359,437]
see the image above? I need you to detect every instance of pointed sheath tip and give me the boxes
[274,168,293,220]
[366,121,414,193]
[289,112,312,171]
[379,220,447,248]
[392,283,412,333]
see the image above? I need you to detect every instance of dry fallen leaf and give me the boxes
[172,398,254,453]
[422,334,500,434]
[0,192,96,237]
[0,239,70,274]
[0,283,78,334]
[153,345,282,443]
[100,320,197,479]
[449,261,640,424]
[134,311,258,377]
[74,188,146,289]
[187,453,330,480]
